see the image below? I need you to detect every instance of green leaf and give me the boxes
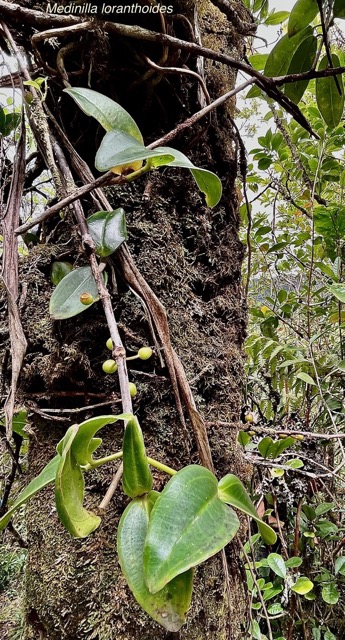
[87,209,127,257]
[117,493,193,631]
[264,27,313,78]
[55,425,101,538]
[50,261,73,286]
[238,430,251,446]
[315,502,334,517]
[267,603,283,615]
[248,53,269,70]
[329,282,345,302]
[70,413,130,466]
[334,0,345,19]
[324,631,336,640]
[288,0,318,37]
[284,458,304,469]
[316,55,345,129]
[265,11,290,25]
[0,112,21,137]
[296,372,317,386]
[122,417,153,498]
[321,583,339,604]
[285,556,302,568]
[49,266,104,320]
[143,465,240,593]
[11,410,28,437]
[267,553,287,578]
[291,577,314,595]
[96,132,222,208]
[64,87,143,141]
[258,437,275,458]
[334,556,345,576]
[0,455,60,531]
[285,36,317,103]
[218,474,277,545]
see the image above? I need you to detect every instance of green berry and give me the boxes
[80,292,94,305]
[138,346,153,360]
[106,337,113,350]
[129,382,137,397]
[102,359,118,374]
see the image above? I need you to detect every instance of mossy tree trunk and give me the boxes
[2,1,253,638]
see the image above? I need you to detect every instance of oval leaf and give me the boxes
[122,417,153,498]
[267,553,287,578]
[143,465,239,593]
[291,576,314,595]
[218,474,277,545]
[321,583,339,604]
[0,455,60,531]
[87,209,127,257]
[118,493,193,631]
[316,55,345,129]
[329,282,345,302]
[285,36,317,103]
[55,425,101,538]
[49,266,103,320]
[64,87,143,140]
[50,261,73,286]
[288,0,318,37]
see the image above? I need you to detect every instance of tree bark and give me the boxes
[1,1,252,638]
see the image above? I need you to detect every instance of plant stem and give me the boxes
[84,450,123,471]
[146,457,177,476]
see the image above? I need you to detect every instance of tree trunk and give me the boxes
[1,1,252,638]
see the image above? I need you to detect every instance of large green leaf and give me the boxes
[0,455,60,530]
[143,465,239,593]
[50,261,73,286]
[218,474,277,545]
[118,492,193,631]
[316,55,345,129]
[258,436,296,459]
[264,27,313,78]
[64,87,143,141]
[285,36,317,103]
[87,209,127,257]
[70,413,131,466]
[55,425,101,538]
[95,131,222,208]
[334,0,345,19]
[122,417,152,498]
[49,266,104,320]
[288,0,318,37]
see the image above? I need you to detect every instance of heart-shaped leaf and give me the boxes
[118,492,193,631]
[70,413,131,466]
[49,266,105,320]
[143,465,239,594]
[0,455,60,531]
[218,474,277,545]
[95,131,222,208]
[285,35,317,103]
[55,425,101,538]
[288,0,318,37]
[316,55,345,129]
[87,208,127,257]
[122,417,152,498]
[64,87,143,141]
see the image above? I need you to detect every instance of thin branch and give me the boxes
[99,462,123,511]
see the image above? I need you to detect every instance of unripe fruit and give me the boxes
[294,434,304,441]
[102,359,118,374]
[106,337,113,350]
[248,430,255,436]
[80,292,94,305]
[138,346,153,360]
[129,382,137,397]
[24,91,33,105]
